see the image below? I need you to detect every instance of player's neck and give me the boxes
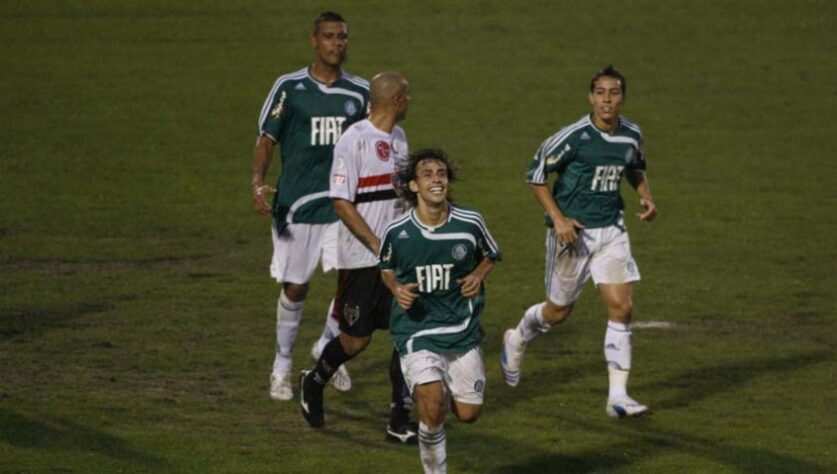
[309,62,342,85]
[369,111,396,134]
[415,201,449,228]
[591,114,619,134]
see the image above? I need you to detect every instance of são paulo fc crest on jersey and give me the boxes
[344,100,357,116]
[343,303,360,326]
[376,141,391,161]
[451,243,467,261]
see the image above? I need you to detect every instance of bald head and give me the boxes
[370,71,409,108]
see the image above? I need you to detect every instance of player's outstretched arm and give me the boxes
[457,256,495,298]
[251,136,276,215]
[381,270,419,310]
[626,170,657,222]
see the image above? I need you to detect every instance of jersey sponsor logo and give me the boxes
[381,243,393,263]
[546,144,571,166]
[451,243,467,261]
[332,174,346,185]
[397,230,410,239]
[335,157,346,170]
[310,117,347,146]
[591,165,625,192]
[270,91,287,118]
[376,141,391,161]
[344,100,357,116]
[580,131,591,140]
[415,264,454,293]
[343,303,360,326]
[294,82,306,91]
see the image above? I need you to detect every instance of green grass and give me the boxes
[1,0,835,472]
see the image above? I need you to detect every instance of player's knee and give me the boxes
[282,283,308,302]
[453,404,482,423]
[339,333,370,356]
[609,302,633,323]
[543,301,573,325]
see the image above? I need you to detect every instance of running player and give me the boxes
[299,71,418,443]
[252,12,367,401]
[501,65,658,418]
[381,149,500,473]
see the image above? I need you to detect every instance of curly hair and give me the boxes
[395,148,457,208]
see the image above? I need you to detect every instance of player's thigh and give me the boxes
[335,267,390,337]
[589,227,641,285]
[270,223,325,284]
[545,228,592,306]
[445,346,485,406]
[400,350,447,400]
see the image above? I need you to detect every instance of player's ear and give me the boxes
[409,179,419,193]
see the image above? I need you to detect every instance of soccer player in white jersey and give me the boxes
[299,71,419,442]
[251,12,368,401]
[381,149,500,473]
[501,65,658,418]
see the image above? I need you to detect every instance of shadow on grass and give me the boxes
[0,407,166,468]
[0,303,111,342]
[469,350,833,473]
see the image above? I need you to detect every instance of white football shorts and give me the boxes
[545,223,640,306]
[270,221,338,284]
[400,347,485,405]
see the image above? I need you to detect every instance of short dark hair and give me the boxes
[396,148,457,207]
[590,65,626,95]
[313,11,346,35]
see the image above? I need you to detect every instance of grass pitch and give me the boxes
[1,1,835,472]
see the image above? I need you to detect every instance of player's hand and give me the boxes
[554,217,584,247]
[394,282,420,310]
[457,274,483,298]
[637,197,657,222]
[252,184,276,215]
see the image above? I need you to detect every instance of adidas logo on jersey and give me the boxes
[581,131,591,140]
[295,82,306,91]
[398,230,410,239]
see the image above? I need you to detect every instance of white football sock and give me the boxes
[313,298,338,357]
[419,422,447,474]
[517,303,551,343]
[604,321,632,398]
[273,291,303,374]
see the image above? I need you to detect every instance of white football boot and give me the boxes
[606,395,649,418]
[311,342,352,392]
[269,371,293,401]
[501,329,526,387]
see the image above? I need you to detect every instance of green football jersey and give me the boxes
[525,114,647,229]
[258,67,369,225]
[379,205,501,356]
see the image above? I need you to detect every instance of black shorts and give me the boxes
[335,266,393,337]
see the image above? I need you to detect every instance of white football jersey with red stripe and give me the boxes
[330,119,408,269]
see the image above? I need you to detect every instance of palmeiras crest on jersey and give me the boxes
[343,303,361,326]
[376,141,391,161]
[344,100,357,116]
[451,243,467,261]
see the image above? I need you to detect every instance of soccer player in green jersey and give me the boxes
[251,12,369,401]
[380,149,501,473]
[501,66,658,418]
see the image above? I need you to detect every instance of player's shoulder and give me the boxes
[450,204,488,226]
[619,116,643,139]
[335,119,370,146]
[270,67,309,93]
[393,124,408,140]
[540,115,590,152]
[340,71,370,93]
[383,210,413,237]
